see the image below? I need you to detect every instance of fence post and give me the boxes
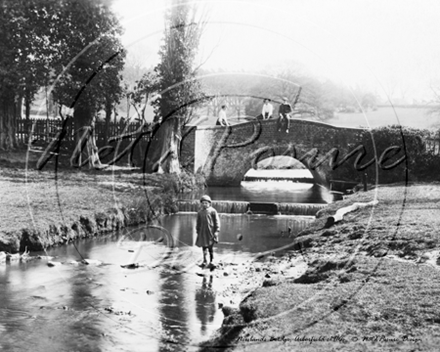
[363,172,368,191]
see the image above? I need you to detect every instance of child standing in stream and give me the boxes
[196,195,220,268]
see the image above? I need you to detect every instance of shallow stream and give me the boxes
[0,180,332,352]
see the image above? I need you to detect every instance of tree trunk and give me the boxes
[0,96,18,150]
[144,117,182,174]
[71,103,94,167]
[24,97,30,139]
[104,100,112,144]
[86,125,102,169]
[73,104,93,129]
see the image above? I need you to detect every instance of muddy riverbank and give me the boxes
[0,156,204,253]
[4,150,440,351]
[200,183,440,352]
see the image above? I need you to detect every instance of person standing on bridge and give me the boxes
[261,99,273,120]
[196,195,220,268]
[216,105,230,126]
[278,97,292,133]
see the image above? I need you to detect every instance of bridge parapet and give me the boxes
[181,119,367,187]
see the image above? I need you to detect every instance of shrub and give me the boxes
[332,125,439,184]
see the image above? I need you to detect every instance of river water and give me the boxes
[0,180,331,352]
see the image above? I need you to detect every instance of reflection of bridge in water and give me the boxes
[181,119,367,187]
[242,176,315,183]
[243,168,315,183]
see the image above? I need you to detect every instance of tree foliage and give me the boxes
[332,125,439,184]
[0,0,59,149]
[0,0,125,150]
[145,0,204,174]
[127,71,158,123]
[119,56,152,122]
[199,71,262,118]
[48,0,125,128]
[153,0,204,123]
[198,69,378,121]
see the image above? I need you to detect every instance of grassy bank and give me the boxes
[201,183,440,352]
[0,149,203,252]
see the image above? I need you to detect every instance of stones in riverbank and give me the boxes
[0,198,162,253]
[0,207,127,253]
[81,258,102,265]
[0,231,21,253]
[6,252,21,261]
[37,255,54,260]
[0,248,32,263]
[0,252,107,267]
[46,258,103,267]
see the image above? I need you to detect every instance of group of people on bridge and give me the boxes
[215,97,293,133]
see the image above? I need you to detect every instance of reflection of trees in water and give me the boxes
[67,246,105,352]
[158,271,189,352]
[0,256,106,352]
[0,265,26,351]
[218,216,297,253]
[164,214,194,246]
[195,275,216,335]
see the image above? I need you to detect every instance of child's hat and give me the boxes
[200,195,212,203]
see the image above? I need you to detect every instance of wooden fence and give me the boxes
[16,118,152,144]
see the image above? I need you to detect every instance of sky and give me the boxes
[112,0,440,103]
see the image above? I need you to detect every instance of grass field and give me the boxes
[0,149,197,251]
[328,106,438,130]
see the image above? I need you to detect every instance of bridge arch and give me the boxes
[243,155,314,182]
[229,145,328,186]
[181,119,365,187]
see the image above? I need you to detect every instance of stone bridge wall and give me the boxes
[181,119,365,186]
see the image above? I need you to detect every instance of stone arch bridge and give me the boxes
[180,119,374,187]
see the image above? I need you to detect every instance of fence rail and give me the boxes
[16,118,151,144]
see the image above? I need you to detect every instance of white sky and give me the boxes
[112,0,440,102]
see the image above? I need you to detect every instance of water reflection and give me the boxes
[0,264,22,352]
[0,213,314,352]
[159,271,190,352]
[161,213,312,256]
[67,244,104,352]
[195,276,216,335]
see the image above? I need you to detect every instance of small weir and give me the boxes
[177,200,327,216]
[0,177,332,352]
[177,200,249,214]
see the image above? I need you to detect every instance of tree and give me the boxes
[145,0,205,174]
[242,71,302,118]
[0,0,125,152]
[129,71,158,123]
[200,71,262,118]
[50,0,125,131]
[119,53,152,123]
[0,0,59,149]
[241,70,378,121]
